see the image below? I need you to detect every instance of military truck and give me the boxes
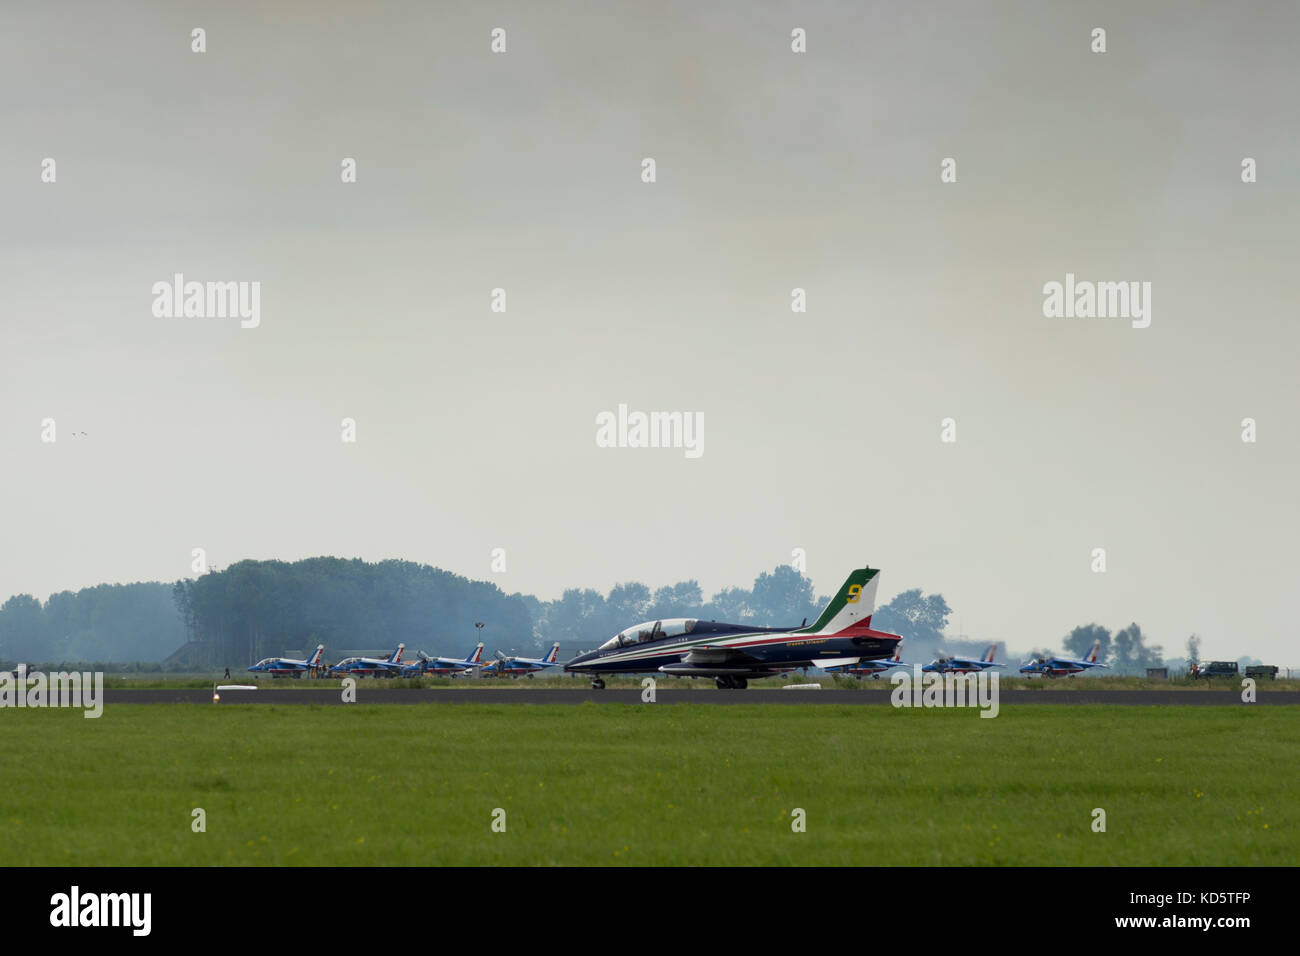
[1245,664,1279,680]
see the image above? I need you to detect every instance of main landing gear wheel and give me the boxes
[715,676,748,690]
[590,678,605,690]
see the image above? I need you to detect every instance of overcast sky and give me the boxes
[2,1,1298,663]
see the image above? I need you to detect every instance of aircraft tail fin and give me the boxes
[309,645,324,667]
[388,643,405,664]
[805,567,881,636]
[467,642,484,665]
[983,642,998,664]
[1086,640,1100,664]
[545,642,560,665]
[891,641,904,663]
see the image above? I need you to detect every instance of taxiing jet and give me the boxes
[923,642,1002,674]
[248,645,325,678]
[565,566,903,690]
[1019,641,1109,678]
[480,643,561,678]
[400,642,484,677]
[824,640,907,679]
[328,644,406,678]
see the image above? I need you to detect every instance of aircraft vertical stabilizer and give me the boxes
[805,567,880,636]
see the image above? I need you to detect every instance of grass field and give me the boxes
[3,703,1295,865]
[89,672,1300,691]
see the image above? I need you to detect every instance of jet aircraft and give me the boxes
[480,643,561,678]
[824,640,907,679]
[1019,641,1109,677]
[564,566,903,690]
[248,645,324,678]
[923,642,1002,674]
[327,644,406,678]
[400,642,484,677]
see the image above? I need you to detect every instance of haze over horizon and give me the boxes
[3,2,1298,665]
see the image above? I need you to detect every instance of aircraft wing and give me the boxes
[657,644,805,678]
[681,646,764,667]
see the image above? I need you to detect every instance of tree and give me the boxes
[872,589,952,651]
[706,586,755,622]
[606,582,652,625]
[1064,624,1111,664]
[0,594,45,661]
[1111,622,1163,674]
[749,566,818,625]
[648,581,704,620]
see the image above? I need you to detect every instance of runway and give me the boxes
[103,688,1300,706]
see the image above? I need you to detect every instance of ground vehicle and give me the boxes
[1245,665,1279,680]
[1194,660,1239,679]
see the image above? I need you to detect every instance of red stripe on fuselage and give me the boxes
[724,625,901,650]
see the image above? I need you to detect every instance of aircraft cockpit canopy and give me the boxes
[599,618,698,651]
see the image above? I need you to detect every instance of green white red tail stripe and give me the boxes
[802,567,880,636]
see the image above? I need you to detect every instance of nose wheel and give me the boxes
[590,678,606,690]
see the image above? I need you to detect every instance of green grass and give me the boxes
[90,672,1300,690]
[2,703,1295,865]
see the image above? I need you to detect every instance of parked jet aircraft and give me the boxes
[400,642,484,677]
[824,640,906,679]
[248,645,324,678]
[923,642,1001,674]
[1019,641,1108,677]
[327,644,405,678]
[480,643,561,678]
[565,566,903,689]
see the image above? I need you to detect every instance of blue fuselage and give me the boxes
[565,621,898,676]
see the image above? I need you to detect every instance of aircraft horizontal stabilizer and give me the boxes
[659,663,779,679]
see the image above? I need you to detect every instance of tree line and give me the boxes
[0,583,181,663]
[169,558,533,668]
[0,557,1198,673]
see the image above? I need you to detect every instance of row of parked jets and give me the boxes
[245,566,1109,688]
[825,640,1108,679]
[247,643,562,679]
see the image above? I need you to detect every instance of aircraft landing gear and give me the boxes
[590,678,605,690]
[715,676,748,690]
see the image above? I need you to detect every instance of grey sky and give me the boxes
[3,2,1298,663]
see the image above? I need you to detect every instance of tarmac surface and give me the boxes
[104,688,1300,706]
